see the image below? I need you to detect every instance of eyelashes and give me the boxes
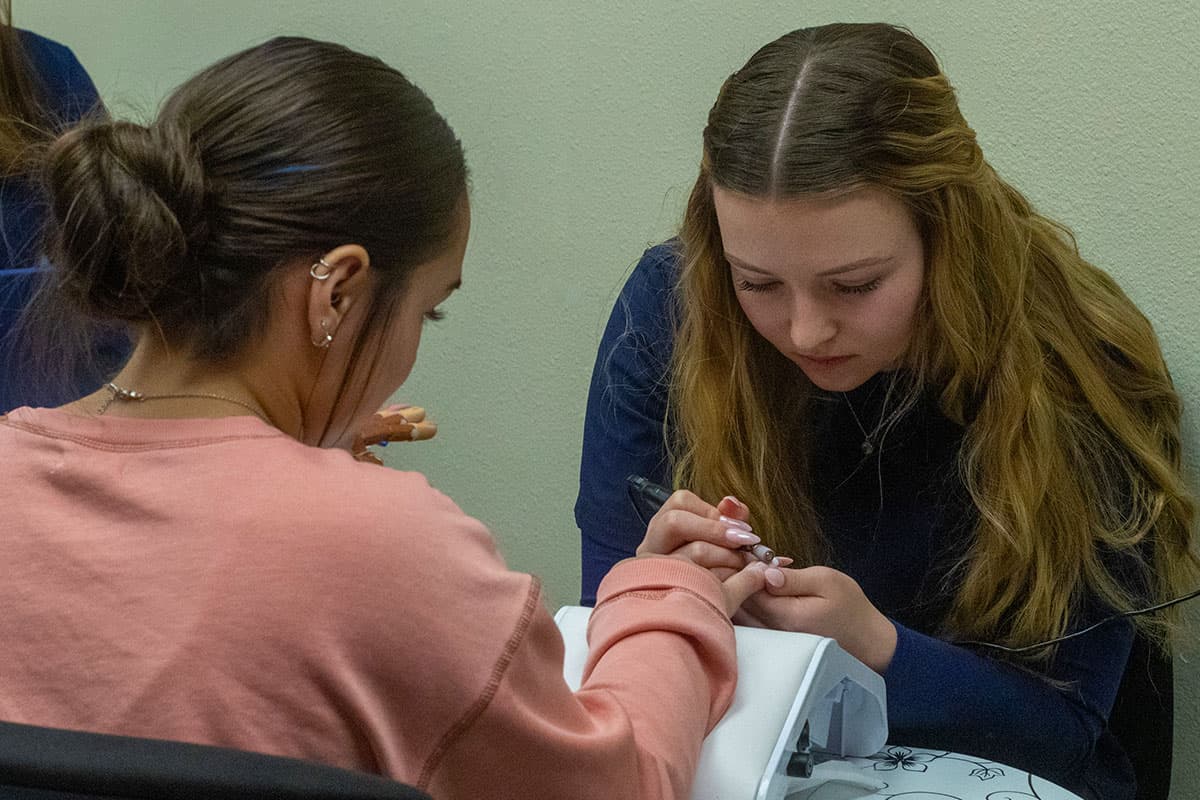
[423,308,446,323]
[733,278,883,295]
[835,278,882,295]
[734,279,778,293]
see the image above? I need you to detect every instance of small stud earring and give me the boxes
[311,318,334,348]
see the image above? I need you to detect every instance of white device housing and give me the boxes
[554,606,888,800]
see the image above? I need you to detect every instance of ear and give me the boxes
[306,244,371,347]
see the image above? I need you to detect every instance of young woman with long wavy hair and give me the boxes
[576,22,1197,800]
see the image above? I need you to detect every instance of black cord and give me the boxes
[959,586,1200,654]
[626,483,655,527]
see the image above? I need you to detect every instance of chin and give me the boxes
[798,367,875,393]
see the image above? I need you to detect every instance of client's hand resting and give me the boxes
[353,404,438,465]
[735,566,898,674]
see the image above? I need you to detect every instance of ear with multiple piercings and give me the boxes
[309,257,336,348]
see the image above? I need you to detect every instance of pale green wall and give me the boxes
[24,0,1199,794]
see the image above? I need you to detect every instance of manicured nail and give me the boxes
[725,529,760,546]
[722,495,746,511]
[765,567,786,588]
[772,556,793,567]
[380,404,415,415]
[719,515,752,532]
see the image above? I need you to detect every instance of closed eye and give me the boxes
[423,308,446,323]
[834,278,882,295]
[735,279,781,293]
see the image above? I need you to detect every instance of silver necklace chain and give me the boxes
[841,380,900,457]
[97,382,272,426]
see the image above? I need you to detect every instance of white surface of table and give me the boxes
[787,746,1085,800]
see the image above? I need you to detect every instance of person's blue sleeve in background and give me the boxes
[18,28,104,124]
[2,31,103,270]
[0,30,121,413]
[575,243,680,605]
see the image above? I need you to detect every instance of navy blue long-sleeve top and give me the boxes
[1,29,126,412]
[575,242,1136,800]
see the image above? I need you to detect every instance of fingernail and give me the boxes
[773,556,793,567]
[765,567,786,588]
[725,529,760,546]
[719,515,752,532]
[722,495,746,511]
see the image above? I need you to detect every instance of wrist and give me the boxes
[863,615,898,674]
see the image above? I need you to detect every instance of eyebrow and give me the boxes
[724,253,893,278]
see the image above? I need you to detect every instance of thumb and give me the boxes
[720,561,768,616]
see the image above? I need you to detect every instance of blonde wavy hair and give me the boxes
[670,22,1198,654]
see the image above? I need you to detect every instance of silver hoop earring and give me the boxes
[311,318,334,349]
[309,257,333,281]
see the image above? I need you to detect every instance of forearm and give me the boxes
[429,560,735,800]
[883,620,1132,784]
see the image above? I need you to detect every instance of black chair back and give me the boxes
[1107,631,1174,800]
[0,720,432,800]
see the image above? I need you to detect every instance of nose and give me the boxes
[788,295,837,352]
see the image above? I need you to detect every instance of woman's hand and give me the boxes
[636,489,765,573]
[633,489,786,617]
[735,566,898,673]
[352,404,438,464]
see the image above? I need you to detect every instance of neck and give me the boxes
[75,336,306,438]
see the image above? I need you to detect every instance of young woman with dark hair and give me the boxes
[0,36,770,800]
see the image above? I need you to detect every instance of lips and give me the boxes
[797,354,855,367]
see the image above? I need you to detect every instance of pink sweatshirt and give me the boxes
[0,407,736,799]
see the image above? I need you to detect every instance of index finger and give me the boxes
[638,491,759,557]
[658,489,731,524]
[663,490,755,540]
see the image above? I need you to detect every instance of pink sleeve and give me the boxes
[423,558,736,800]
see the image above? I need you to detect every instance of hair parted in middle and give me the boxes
[670,22,1196,656]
